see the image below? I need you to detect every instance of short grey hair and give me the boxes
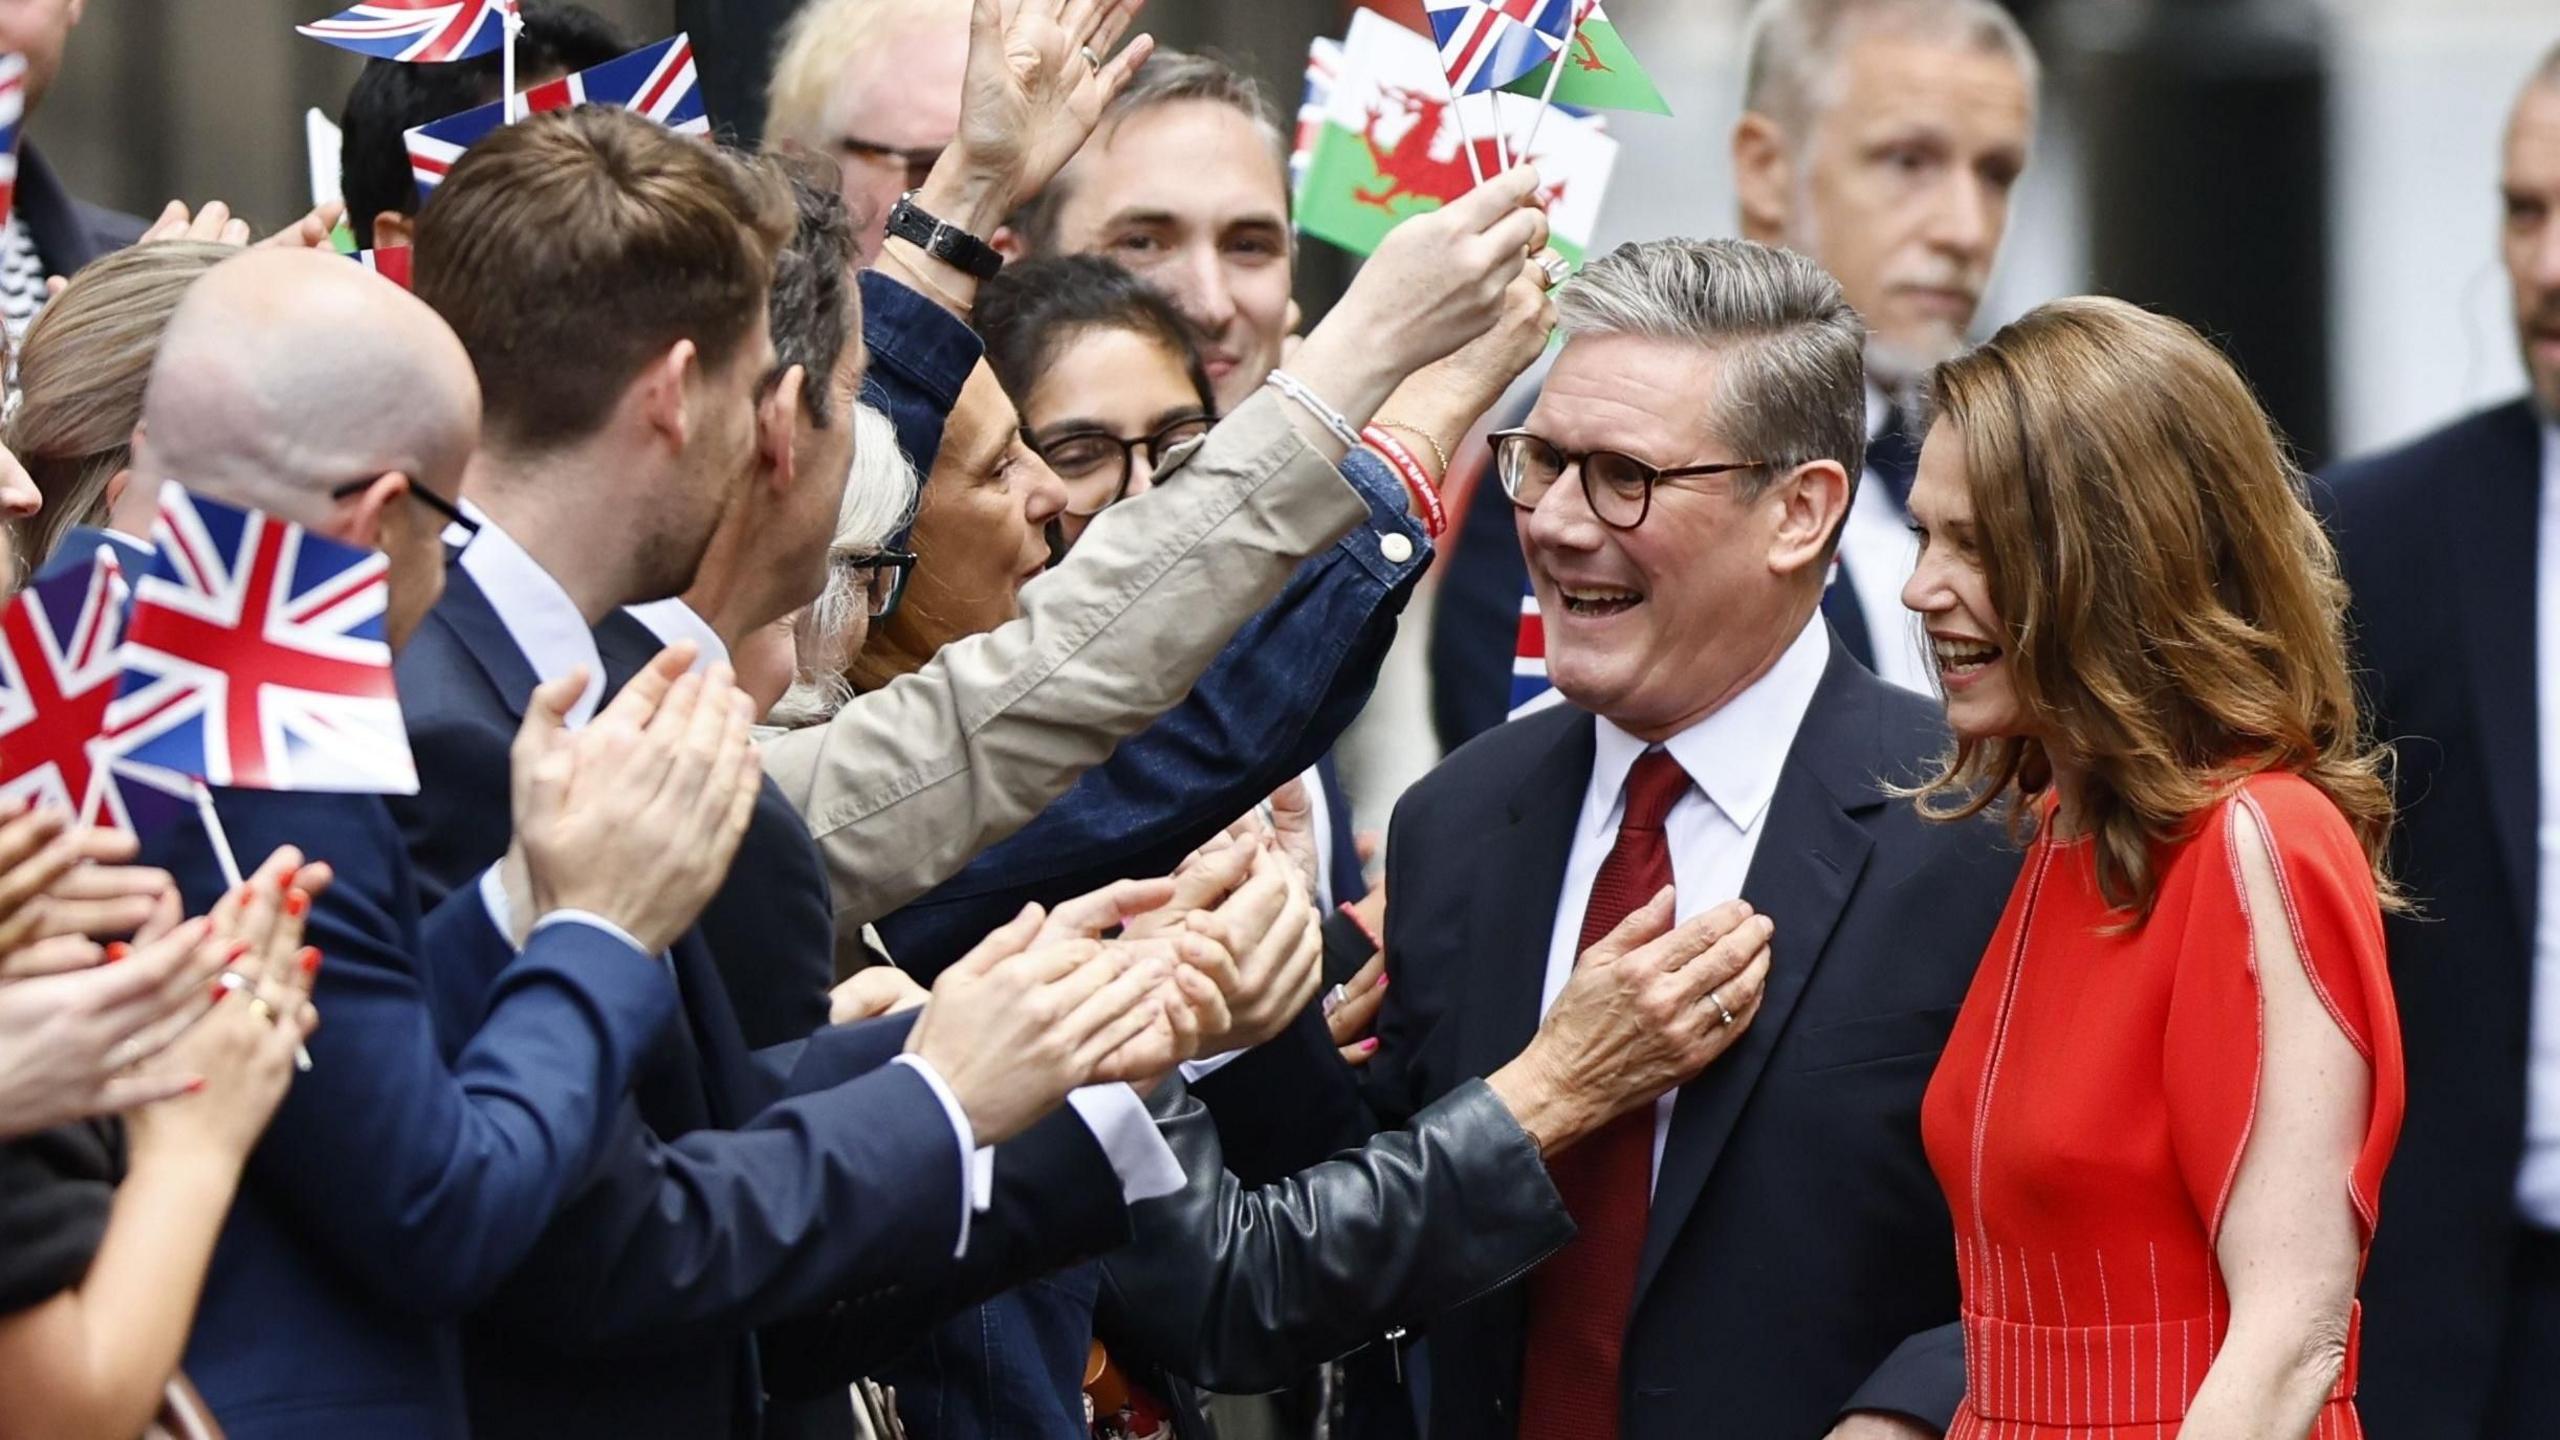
[1556,237,1869,501]
[770,401,916,729]
[1009,48,1290,255]
[1742,0,2039,142]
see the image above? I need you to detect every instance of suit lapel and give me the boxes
[2443,404,2544,946]
[1632,649,1881,1314]
[427,561,543,723]
[1457,712,1596,1083]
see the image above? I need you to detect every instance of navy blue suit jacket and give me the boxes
[387,562,1135,1439]
[156,789,679,1440]
[2315,399,2546,1438]
[1355,642,2017,1437]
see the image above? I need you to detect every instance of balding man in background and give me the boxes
[764,0,969,260]
[129,248,764,1440]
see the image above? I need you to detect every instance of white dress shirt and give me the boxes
[1831,385,1935,697]
[470,548,1180,1252]
[2517,421,2560,1225]
[627,595,731,671]
[1541,615,1830,1185]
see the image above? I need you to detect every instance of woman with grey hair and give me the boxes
[762,402,918,731]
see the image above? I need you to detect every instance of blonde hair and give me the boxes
[6,242,233,579]
[764,0,967,153]
[1909,297,2397,917]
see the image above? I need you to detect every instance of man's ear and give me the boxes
[759,363,806,497]
[1731,112,1796,246]
[339,472,411,551]
[641,340,698,454]
[371,211,415,251]
[1767,459,1852,579]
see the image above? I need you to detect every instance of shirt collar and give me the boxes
[1584,614,1832,839]
[625,597,729,673]
[457,516,605,726]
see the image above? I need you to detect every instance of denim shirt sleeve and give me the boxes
[856,268,985,486]
[873,446,1432,978]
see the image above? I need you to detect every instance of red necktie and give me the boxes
[1516,748,1691,1440]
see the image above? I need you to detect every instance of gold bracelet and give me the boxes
[1371,421,1451,478]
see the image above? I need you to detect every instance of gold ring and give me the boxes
[248,995,278,1026]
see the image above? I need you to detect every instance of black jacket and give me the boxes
[1355,642,2018,1437]
[2315,399,2547,1438]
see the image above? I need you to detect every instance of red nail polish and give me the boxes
[1359,1037,1380,1054]
[1376,976,1388,992]
[277,866,295,894]
[225,940,251,964]
[183,1076,207,1095]
[299,947,322,978]
[103,942,129,963]
[209,980,232,1003]
[285,890,309,918]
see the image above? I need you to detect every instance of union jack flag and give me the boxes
[1291,37,1341,196]
[1509,580,1563,720]
[1423,0,1574,96]
[99,483,417,796]
[405,33,706,201]
[0,53,25,230]
[352,245,412,290]
[0,546,126,817]
[296,0,508,64]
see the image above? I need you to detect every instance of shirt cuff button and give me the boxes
[1380,533,1416,565]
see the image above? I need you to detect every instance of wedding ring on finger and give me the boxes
[1708,985,1738,1028]
[1322,983,1350,1018]
[1534,248,1570,290]
[1080,44,1102,72]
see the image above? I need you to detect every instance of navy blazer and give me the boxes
[388,562,1135,1439]
[156,788,678,1440]
[2315,400,2545,1438]
[16,143,143,280]
[1357,642,2018,1438]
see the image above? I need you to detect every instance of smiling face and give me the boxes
[1744,32,2032,386]
[1020,323,1213,549]
[2506,77,2560,417]
[1044,100,1293,413]
[1901,417,2026,740]
[1517,332,1836,740]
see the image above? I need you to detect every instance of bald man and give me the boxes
[132,248,768,1440]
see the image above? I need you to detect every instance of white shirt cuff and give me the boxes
[1065,1083,1185,1204]
[1177,1049,1247,1084]
[891,1053,989,1258]
[531,909,652,958]
[479,866,518,950]
[477,868,658,964]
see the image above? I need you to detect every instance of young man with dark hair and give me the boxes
[335,0,627,250]
[394,106,1184,1440]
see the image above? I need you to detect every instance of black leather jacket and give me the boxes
[1098,1077,1574,1394]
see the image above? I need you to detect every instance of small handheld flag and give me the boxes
[0,546,126,817]
[100,482,418,796]
[1292,37,1343,196]
[1423,0,1575,97]
[404,33,706,201]
[0,53,26,232]
[1509,580,1563,719]
[1501,1,1670,116]
[353,246,412,289]
[296,0,508,63]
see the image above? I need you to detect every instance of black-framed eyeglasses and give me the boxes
[839,548,915,619]
[329,474,479,539]
[836,135,943,194]
[1488,429,1766,531]
[1023,414,1215,517]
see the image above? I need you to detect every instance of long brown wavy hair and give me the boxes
[1909,296,2398,917]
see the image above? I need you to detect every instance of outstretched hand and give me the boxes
[932,0,1155,230]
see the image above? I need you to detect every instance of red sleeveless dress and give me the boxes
[1920,773,2404,1438]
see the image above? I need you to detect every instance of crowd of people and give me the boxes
[0,0,2555,1438]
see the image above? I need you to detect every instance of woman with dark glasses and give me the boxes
[979,254,1216,552]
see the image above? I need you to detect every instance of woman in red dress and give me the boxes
[1899,297,2404,1439]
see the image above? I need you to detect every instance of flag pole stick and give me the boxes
[1438,63,1486,189]
[190,776,311,1071]
[1521,0,1592,161]
[501,1,523,123]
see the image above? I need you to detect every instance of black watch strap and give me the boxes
[885,193,1003,281]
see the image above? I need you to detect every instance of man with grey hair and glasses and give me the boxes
[1338,237,2018,1440]
[1430,0,2037,748]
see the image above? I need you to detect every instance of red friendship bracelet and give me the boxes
[1361,425,1448,540]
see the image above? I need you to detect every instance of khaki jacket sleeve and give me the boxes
[761,390,1372,937]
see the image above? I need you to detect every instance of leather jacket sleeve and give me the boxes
[1095,1077,1575,1394]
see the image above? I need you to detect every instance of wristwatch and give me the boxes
[885,192,1003,280]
